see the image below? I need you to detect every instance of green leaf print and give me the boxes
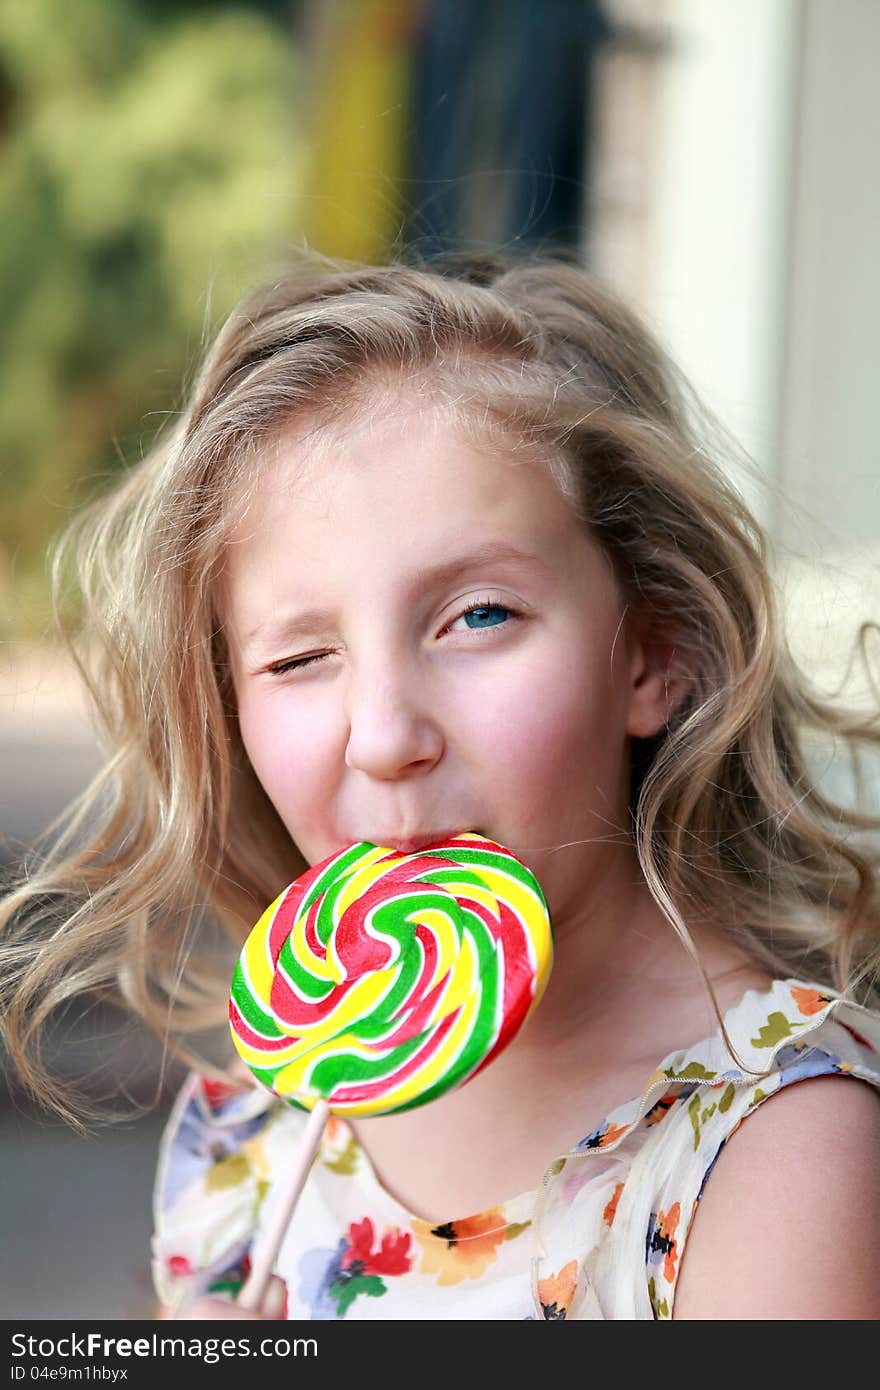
[503,1221,532,1241]
[648,1276,669,1320]
[664,1061,717,1081]
[205,1154,250,1193]
[687,1093,702,1151]
[686,1095,718,1150]
[718,1082,735,1113]
[323,1136,359,1176]
[750,1011,806,1048]
[207,1275,244,1299]
[330,1273,387,1317]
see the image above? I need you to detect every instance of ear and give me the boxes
[624,621,692,739]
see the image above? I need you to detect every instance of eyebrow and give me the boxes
[241,540,553,650]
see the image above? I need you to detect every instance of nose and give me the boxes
[343,661,444,779]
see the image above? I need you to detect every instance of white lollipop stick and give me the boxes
[236,1098,331,1313]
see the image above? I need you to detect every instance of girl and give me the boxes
[2,249,880,1321]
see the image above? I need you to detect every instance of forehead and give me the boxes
[217,395,617,639]
[226,396,579,547]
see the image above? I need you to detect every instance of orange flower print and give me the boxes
[646,1202,680,1284]
[603,1181,624,1228]
[578,1120,630,1150]
[538,1259,578,1319]
[644,1089,680,1126]
[791,986,833,1016]
[413,1208,510,1286]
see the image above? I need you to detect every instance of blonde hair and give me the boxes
[2,247,879,1127]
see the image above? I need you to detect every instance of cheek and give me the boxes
[236,689,331,832]
[477,644,633,921]
[472,639,617,772]
[470,644,627,826]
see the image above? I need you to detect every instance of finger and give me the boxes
[177,1274,287,1321]
[175,1295,276,1321]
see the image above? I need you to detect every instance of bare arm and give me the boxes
[673,1075,880,1320]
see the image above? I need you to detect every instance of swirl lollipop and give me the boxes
[230,831,553,1118]
[227,831,553,1311]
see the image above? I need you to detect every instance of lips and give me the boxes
[362,828,475,854]
[390,830,464,853]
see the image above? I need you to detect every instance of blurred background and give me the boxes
[1,0,878,1318]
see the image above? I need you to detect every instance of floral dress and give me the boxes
[151,977,880,1320]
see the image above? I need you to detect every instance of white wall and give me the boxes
[777,0,880,555]
[642,0,800,533]
[593,0,880,805]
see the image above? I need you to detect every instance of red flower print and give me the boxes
[342,1217,412,1276]
[201,1076,246,1109]
[167,1255,192,1277]
[840,1020,874,1050]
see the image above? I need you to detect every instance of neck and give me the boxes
[344,850,771,1223]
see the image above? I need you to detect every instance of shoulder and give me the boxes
[623,979,880,1321]
[672,1073,880,1320]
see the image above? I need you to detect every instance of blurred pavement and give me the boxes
[0,1103,169,1319]
[0,645,177,1320]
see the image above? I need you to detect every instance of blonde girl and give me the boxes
[3,249,879,1321]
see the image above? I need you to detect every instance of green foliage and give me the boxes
[0,0,302,636]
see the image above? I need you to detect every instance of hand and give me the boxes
[171,1275,288,1320]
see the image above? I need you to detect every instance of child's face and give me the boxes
[221,397,673,931]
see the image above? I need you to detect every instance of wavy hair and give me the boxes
[2,247,879,1126]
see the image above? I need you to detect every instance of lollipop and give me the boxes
[230,831,553,1115]
[226,830,553,1312]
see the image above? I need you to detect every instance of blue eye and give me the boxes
[456,599,514,631]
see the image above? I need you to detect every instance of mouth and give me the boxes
[367,828,479,854]
[391,833,459,853]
